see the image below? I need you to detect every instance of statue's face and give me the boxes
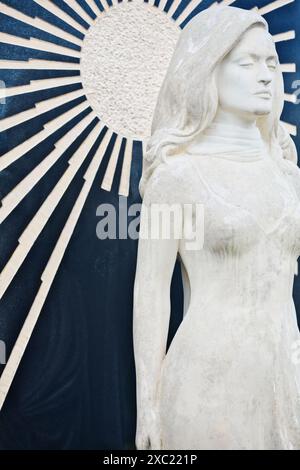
[217,25,278,119]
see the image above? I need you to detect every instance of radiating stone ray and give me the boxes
[0,32,81,59]
[214,0,235,5]
[147,0,157,8]
[1,76,82,100]
[284,92,297,104]
[0,101,91,170]
[197,0,295,14]
[206,1,219,8]
[0,1,83,47]
[174,0,204,25]
[281,120,297,136]
[0,125,114,412]
[0,88,85,132]
[101,0,113,12]
[81,127,113,185]
[280,63,296,73]
[0,111,96,222]
[101,133,123,192]
[0,120,101,300]
[33,0,88,34]
[0,59,81,70]
[90,0,105,13]
[166,0,185,19]
[272,30,295,42]
[65,0,94,24]
[119,138,133,197]
[84,0,101,17]
[157,0,169,12]
[257,0,294,16]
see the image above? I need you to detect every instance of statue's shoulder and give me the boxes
[281,158,300,176]
[145,155,199,204]
[277,157,300,181]
[278,158,300,199]
[154,154,199,186]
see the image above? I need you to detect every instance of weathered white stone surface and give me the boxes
[80,2,180,139]
[133,6,300,450]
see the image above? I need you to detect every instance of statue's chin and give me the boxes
[249,100,272,116]
[253,108,272,116]
[238,106,272,118]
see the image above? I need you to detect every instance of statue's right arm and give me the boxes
[133,164,182,450]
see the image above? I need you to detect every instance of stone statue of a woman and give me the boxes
[133,6,300,450]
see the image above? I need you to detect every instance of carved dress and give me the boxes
[157,122,300,450]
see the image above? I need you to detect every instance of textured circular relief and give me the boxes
[80,2,180,140]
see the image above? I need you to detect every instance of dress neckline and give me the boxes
[187,149,300,236]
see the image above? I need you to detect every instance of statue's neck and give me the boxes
[186,117,267,161]
[204,118,263,143]
[212,108,257,131]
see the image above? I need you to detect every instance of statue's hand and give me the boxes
[135,404,162,450]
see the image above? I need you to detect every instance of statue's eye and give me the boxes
[267,64,277,71]
[239,63,254,67]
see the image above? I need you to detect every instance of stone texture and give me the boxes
[80,2,180,139]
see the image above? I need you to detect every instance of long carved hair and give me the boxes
[139,5,297,198]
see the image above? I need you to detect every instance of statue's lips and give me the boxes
[254,91,272,99]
